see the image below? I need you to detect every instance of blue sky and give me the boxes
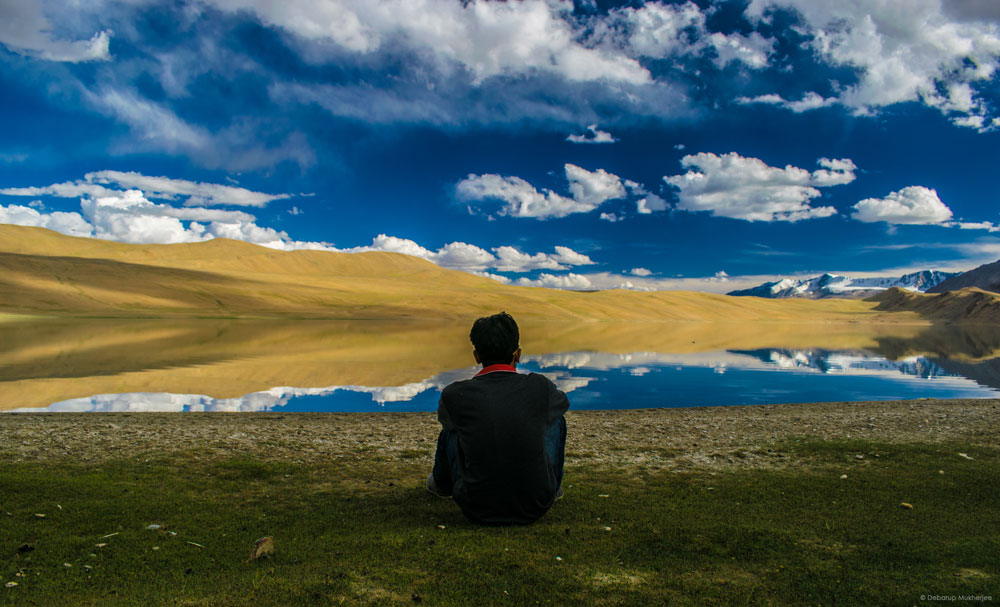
[2,0,1000,292]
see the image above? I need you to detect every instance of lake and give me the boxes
[2,319,999,412]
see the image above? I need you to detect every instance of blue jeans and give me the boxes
[432,416,566,495]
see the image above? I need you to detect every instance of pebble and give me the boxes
[840,474,848,479]
[555,556,562,561]
[602,526,612,531]
[437,524,446,530]
[152,547,159,551]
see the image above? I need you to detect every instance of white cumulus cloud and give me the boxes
[456,163,625,219]
[207,0,651,85]
[0,0,110,63]
[852,186,954,225]
[552,245,595,267]
[708,31,773,69]
[612,1,774,69]
[455,173,584,219]
[736,92,838,113]
[1,171,295,208]
[952,221,1000,233]
[493,246,569,272]
[565,164,625,207]
[349,235,594,274]
[745,0,1000,128]
[0,182,116,200]
[1,174,313,249]
[81,190,211,245]
[86,171,293,207]
[566,124,618,144]
[664,152,852,222]
[0,204,93,237]
[625,179,668,214]
[516,273,594,290]
[432,241,497,271]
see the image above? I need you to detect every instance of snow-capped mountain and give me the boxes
[727,270,958,299]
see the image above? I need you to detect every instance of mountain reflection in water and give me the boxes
[2,319,1000,412]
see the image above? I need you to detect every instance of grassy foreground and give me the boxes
[3,436,997,606]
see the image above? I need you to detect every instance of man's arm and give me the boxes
[546,378,570,423]
[437,389,457,432]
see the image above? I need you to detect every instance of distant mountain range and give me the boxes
[727,271,958,299]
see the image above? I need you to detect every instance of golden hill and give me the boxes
[0,224,915,321]
[868,286,1000,323]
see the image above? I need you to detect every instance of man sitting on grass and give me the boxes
[427,312,569,525]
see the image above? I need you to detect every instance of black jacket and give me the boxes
[438,368,570,525]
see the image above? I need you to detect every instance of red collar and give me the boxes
[474,364,518,377]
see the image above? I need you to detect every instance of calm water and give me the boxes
[2,320,999,412]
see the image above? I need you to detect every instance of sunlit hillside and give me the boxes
[0,224,917,322]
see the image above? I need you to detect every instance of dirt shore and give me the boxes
[2,399,998,470]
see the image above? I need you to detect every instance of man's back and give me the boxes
[438,367,569,525]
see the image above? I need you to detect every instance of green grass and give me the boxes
[2,440,998,606]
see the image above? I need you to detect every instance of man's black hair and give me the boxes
[470,312,520,366]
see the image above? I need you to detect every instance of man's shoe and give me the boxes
[426,473,452,498]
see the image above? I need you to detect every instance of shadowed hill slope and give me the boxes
[927,258,1000,294]
[0,224,915,321]
[867,286,1000,323]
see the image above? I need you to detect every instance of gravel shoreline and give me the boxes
[3,399,998,470]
